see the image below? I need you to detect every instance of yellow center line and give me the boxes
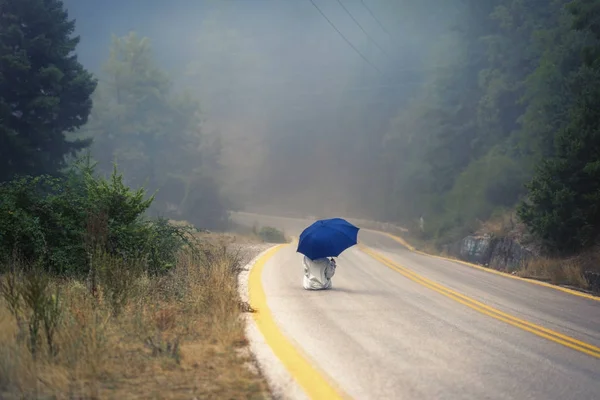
[360,245,600,359]
[368,229,600,302]
[248,245,347,400]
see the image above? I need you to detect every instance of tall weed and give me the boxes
[518,257,588,288]
[0,240,269,399]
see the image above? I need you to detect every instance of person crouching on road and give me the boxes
[303,256,336,290]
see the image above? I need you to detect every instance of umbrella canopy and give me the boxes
[297,218,360,260]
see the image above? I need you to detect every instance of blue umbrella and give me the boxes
[297,218,360,260]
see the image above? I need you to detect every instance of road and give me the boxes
[235,212,600,399]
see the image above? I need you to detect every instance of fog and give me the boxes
[2,0,588,248]
[63,0,451,221]
[3,2,599,397]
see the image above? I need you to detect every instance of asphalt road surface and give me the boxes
[234,212,600,399]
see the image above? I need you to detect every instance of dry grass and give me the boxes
[418,241,441,256]
[517,257,589,289]
[517,244,600,290]
[478,211,518,237]
[0,242,270,400]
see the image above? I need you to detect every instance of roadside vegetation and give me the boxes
[370,0,600,291]
[254,226,289,244]
[384,0,600,255]
[0,1,270,398]
[229,222,289,244]
[0,162,270,399]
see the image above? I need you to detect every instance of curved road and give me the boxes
[235,213,600,399]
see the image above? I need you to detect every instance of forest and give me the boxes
[232,0,600,257]
[252,0,600,257]
[3,0,600,258]
[370,0,600,255]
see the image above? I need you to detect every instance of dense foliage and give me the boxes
[0,1,228,279]
[0,159,197,275]
[518,0,600,254]
[369,0,600,254]
[0,0,97,182]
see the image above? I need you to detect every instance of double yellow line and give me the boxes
[372,230,600,302]
[361,245,600,359]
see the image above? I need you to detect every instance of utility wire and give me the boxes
[308,0,381,74]
[334,0,390,59]
[360,0,391,37]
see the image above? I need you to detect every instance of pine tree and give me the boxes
[0,0,97,182]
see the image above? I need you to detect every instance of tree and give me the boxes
[184,15,271,208]
[518,0,600,253]
[87,33,171,187]
[380,0,497,228]
[0,0,97,182]
[378,0,597,248]
[84,33,228,229]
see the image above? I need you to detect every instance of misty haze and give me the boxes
[65,0,448,224]
[1,0,600,399]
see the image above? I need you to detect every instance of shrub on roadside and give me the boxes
[0,155,272,397]
[0,158,198,277]
[257,226,288,243]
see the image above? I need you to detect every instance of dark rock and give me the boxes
[458,234,532,272]
[584,271,600,293]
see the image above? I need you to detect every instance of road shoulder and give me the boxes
[238,245,309,400]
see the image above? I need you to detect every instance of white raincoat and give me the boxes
[303,256,336,290]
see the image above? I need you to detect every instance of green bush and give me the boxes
[257,227,288,243]
[0,174,89,274]
[0,159,197,276]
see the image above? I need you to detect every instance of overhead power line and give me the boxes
[334,0,390,58]
[307,0,381,74]
[360,0,391,37]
